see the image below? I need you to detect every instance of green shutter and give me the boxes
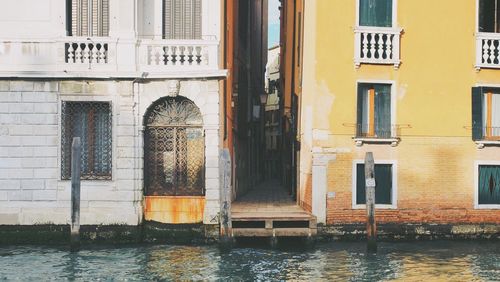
[356,163,392,205]
[478,165,500,205]
[375,164,392,204]
[359,0,393,27]
[472,87,484,141]
[356,85,364,137]
[374,84,391,138]
[356,164,366,204]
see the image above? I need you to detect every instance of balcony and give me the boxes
[350,123,409,147]
[476,32,500,70]
[0,37,223,78]
[137,39,219,74]
[354,27,402,69]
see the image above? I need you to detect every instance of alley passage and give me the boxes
[231,179,316,238]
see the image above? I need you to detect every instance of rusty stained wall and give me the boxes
[144,196,206,224]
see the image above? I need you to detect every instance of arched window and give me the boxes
[144,96,204,196]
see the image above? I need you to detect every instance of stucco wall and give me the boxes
[301,0,500,224]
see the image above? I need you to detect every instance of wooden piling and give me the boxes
[364,152,377,253]
[70,137,81,251]
[219,149,233,247]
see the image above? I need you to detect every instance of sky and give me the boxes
[268,0,280,48]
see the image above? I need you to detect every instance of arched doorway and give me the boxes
[143,96,206,223]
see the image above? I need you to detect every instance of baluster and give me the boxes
[483,40,490,64]
[201,46,208,65]
[495,39,500,66]
[74,44,82,63]
[81,44,89,64]
[377,33,384,59]
[67,44,75,64]
[489,39,496,64]
[159,46,166,65]
[386,34,392,59]
[88,44,95,64]
[179,46,185,66]
[369,33,376,59]
[98,44,106,64]
[362,33,369,59]
[187,46,194,65]
[166,46,173,66]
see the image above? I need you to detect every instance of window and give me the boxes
[354,163,395,207]
[477,165,500,206]
[357,83,392,138]
[61,102,112,180]
[68,0,109,37]
[359,0,393,27]
[479,0,500,33]
[472,87,500,140]
[163,0,202,39]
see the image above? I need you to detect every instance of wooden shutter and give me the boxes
[163,0,202,39]
[472,87,484,141]
[71,0,109,37]
[356,85,364,137]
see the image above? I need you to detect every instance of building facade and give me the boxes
[300,0,500,226]
[0,0,225,226]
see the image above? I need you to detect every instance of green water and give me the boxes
[0,241,498,281]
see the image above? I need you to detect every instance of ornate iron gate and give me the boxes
[144,96,205,196]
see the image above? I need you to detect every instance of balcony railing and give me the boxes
[354,27,402,68]
[476,32,500,69]
[138,39,219,72]
[65,38,112,65]
[0,37,221,77]
[355,124,399,139]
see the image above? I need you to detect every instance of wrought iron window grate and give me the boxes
[61,101,112,180]
[144,96,204,196]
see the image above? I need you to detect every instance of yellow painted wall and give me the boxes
[300,0,500,223]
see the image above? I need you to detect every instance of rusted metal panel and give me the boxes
[144,196,205,224]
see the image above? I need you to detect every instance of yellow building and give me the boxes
[299,0,500,230]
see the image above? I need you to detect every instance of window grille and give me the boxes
[163,0,202,39]
[61,102,112,180]
[69,0,109,37]
[144,96,205,196]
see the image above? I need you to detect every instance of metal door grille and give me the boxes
[144,97,204,196]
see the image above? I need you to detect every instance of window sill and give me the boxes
[475,140,500,149]
[474,204,500,209]
[353,204,397,210]
[354,137,400,147]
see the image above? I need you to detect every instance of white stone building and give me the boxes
[0,0,226,226]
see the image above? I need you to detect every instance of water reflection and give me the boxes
[0,241,498,281]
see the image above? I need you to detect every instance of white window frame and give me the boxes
[474,161,500,209]
[352,159,398,209]
[354,80,398,145]
[355,0,398,28]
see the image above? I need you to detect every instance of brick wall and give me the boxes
[325,136,500,225]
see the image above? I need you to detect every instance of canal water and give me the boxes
[0,240,498,281]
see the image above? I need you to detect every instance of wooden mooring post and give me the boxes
[219,149,233,247]
[70,137,81,251]
[365,152,377,253]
